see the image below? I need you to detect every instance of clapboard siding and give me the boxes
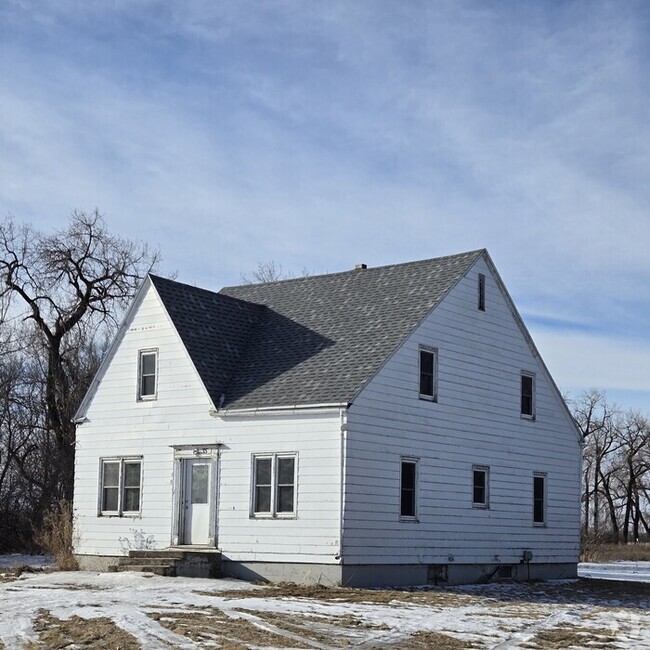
[74,280,342,563]
[343,255,581,565]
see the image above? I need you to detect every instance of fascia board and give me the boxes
[482,251,583,446]
[348,249,486,407]
[74,275,153,420]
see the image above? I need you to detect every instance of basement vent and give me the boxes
[427,564,448,584]
[496,565,513,580]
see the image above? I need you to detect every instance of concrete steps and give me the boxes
[108,548,221,578]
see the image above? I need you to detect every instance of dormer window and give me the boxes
[138,350,158,400]
[419,346,438,401]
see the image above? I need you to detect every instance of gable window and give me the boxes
[252,454,297,517]
[533,472,547,525]
[400,458,418,519]
[138,350,157,400]
[472,465,489,508]
[521,372,535,418]
[419,346,438,401]
[478,273,486,311]
[100,458,142,516]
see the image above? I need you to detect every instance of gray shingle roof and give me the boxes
[150,275,265,408]
[152,249,483,411]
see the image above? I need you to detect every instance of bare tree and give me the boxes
[572,389,619,535]
[241,261,311,285]
[0,210,159,515]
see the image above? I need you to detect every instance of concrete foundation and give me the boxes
[220,560,578,587]
[76,554,116,572]
[77,553,577,587]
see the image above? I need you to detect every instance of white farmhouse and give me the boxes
[73,249,582,586]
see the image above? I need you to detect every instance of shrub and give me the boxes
[34,499,79,570]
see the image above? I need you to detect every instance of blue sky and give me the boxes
[1,1,649,411]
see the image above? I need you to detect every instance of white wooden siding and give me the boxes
[344,255,581,565]
[73,281,342,563]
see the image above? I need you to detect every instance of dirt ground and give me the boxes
[7,573,650,649]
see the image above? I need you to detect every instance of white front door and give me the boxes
[182,458,211,545]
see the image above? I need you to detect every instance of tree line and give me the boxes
[572,390,650,543]
[0,214,647,551]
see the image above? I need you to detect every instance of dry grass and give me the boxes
[237,608,390,647]
[148,607,307,648]
[522,624,619,649]
[26,609,140,649]
[34,500,78,571]
[0,565,52,583]
[581,541,650,562]
[395,631,479,649]
[211,582,474,607]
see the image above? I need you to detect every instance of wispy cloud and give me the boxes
[1,0,649,402]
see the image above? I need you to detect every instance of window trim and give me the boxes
[533,472,547,526]
[137,349,158,401]
[98,456,143,517]
[399,457,419,521]
[418,346,438,402]
[478,273,486,311]
[520,371,536,419]
[250,453,297,519]
[472,465,489,509]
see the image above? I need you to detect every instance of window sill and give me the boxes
[472,504,489,509]
[250,513,297,520]
[418,394,437,403]
[137,396,157,403]
[520,414,536,421]
[399,516,419,523]
[533,522,547,527]
[99,512,142,518]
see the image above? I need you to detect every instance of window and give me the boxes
[419,346,438,401]
[521,372,535,418]
[533,473,547,525]
[100,458,142,515]
[472,465,489,508]
[478,273,486,311]
[138,350,157,400]
[400,458,418,519]
[252,454,296,517]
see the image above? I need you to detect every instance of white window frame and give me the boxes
[418,345,438,402]
[520,371,535,419]
[137,349,158,401]
[250,453,297,518]
[472,465,489,509]
[400,457,419,521]
[98,457,143,517]
[533,472,547,526]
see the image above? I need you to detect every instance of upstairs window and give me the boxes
[419,346,438,401]
[521,372,535,418]
[533,473,547,525]
[138,350,157,400]
[472,465,489,508]
[252,454,297,517]
[100,458,142,516]
[478,273,486,311]
[400,458,418,519]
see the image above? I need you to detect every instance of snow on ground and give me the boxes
[0,562,648,648]
[0,554,54,569]
[579,561,650,583]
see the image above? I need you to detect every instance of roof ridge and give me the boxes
[149,273,257,307]
[221,249,486,291]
